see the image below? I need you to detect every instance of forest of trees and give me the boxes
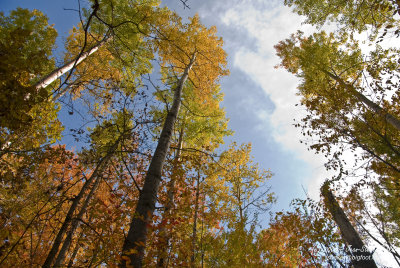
[0,0,399,267]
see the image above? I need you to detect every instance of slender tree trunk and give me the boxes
[87,248,100,268]
[157,125,185,267]
[321,239,346,268]
[53,173,103,267]
[200,193,205,268]
[66,218,89,268]
[42,164,101,267]
[120,53,196,268]
[321,69,400,131]
[35,37,108,93]
[299,53,400,131]
[321,182,378,268]
[42,141,117,268]
[191,172,201,267]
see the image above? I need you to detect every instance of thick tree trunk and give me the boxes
[322,70,400,131]
[120,54,196,268]
[157,125,184,267]
[42,141,117,268]
[53,174,103,267]
[321,182,378,268]
[35,37,108,94]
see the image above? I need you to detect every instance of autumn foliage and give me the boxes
[1,0,400,267]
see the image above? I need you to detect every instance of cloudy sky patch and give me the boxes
[215,1,332,199]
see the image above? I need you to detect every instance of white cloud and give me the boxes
[217,4,399,265]
[220,1,331,199]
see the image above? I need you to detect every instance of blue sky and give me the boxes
[162,0,331,207]
[1,0,328,213]
[3,1,398,265]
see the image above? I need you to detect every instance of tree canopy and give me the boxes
[1,0,400,267]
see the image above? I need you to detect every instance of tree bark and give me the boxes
[321,182,378,268]
[120,53,196,268]
[191,171,201,267]
[157,124,185,267]
[42,141,117,268]
[53,174,103,267]
[321,69,400,131]
[35,37,109,94]
[66,218,88,268]
[298,53,400,131]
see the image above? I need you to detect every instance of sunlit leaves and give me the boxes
[154,13,229,98]
[0,146,84,266]
[0,3,279,267]
[285,0,400,38]
[0,8,57,129]
[275,30,400,168]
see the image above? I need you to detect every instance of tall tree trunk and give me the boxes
[298,53,400,131]
[66,241,80,268]
[321,182,378,268]
[66,215,90,268]
[120,53,196,268]
[53,173,104,267]
[157,124,185,267]
[35,37,108,94]
[191,171,201,267]
[321,69,400,131]
[42,141,117,268]
[200,195,205,268]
